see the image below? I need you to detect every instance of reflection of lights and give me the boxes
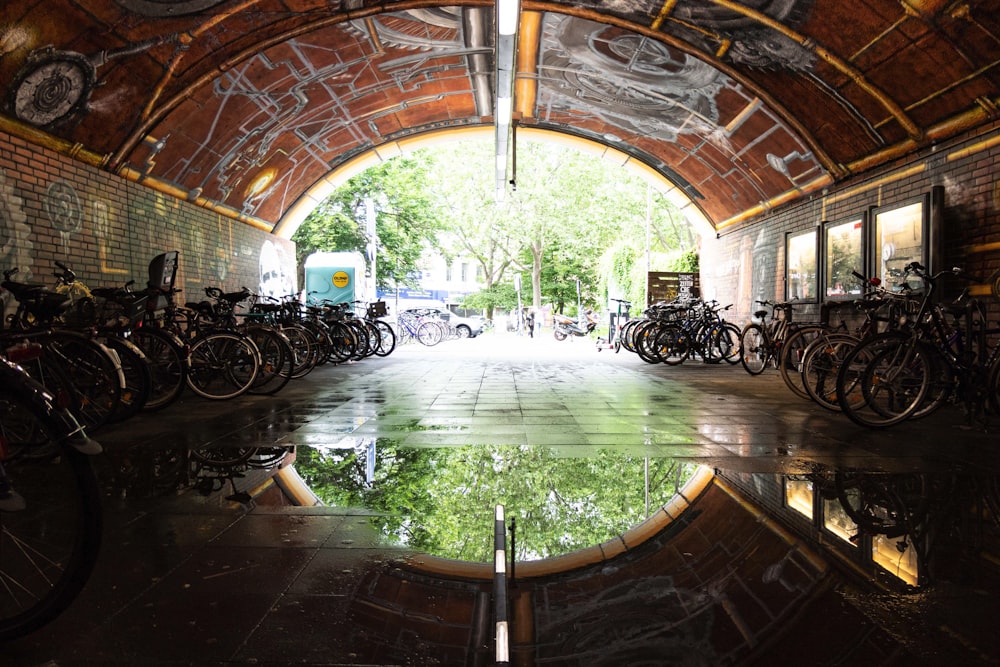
[246,168,277,197]
[0,26,31,57]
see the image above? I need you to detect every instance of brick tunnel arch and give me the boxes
[269,126,716,242]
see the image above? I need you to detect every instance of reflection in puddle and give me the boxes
[293,442,699,561]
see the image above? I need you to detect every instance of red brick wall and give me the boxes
[701,122,1000,324]
[0,130,295,321]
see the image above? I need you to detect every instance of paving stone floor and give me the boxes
[5,332,999,665]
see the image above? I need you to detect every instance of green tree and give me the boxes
[293,442,698,562]
[292,156,443,290]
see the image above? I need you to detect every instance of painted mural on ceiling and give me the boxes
[0,1,995,229]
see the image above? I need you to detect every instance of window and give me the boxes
[822,495,858,545]
[461,263,468,282]
[872,198,926,291]
[873,534,919,586]
[784,477,813,519]
[785,229,818,301]
[446,263,453,282]
[824,218,864,298]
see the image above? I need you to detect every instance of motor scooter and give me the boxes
[553,309,597,341]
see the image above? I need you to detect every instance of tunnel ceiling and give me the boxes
[0,1,997,231]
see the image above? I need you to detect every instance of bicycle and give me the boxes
[0,343,103,640]
[798,278,918,411]
[596,298,632,353]
[1,267,125,431]
[651,300,740,365]
[739,300,800,375]
[835,262,1000,428]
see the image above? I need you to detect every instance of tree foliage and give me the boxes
[291,136,701,314]
[291,156,443,289]
[294,442,699,562]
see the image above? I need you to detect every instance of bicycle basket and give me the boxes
[97,292,148,330]
[369,301,388,318]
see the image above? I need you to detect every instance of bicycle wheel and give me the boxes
[618,319,643,354]
[0,383,102,641]
[654,325,690,365]
[837,334,931,428]
[417,321,443,346]
[372,319,396,357]
[39,331,122,431]
[279,324,317,379]
[128,328,188,411]
[739,324,768,375]
[779,325,824,400]
[345,320,371,359]
[102,335,152,423]
[245,326,294,396]
[716,322,742,365]
[635,322,665,364]
[801,333,860,411]
[326,321,358,362]
[186,331,260,400]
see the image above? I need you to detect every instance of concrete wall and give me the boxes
[0,130,296,322]
[701,122,1000,324]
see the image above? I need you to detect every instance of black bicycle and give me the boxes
[0,343,103,641]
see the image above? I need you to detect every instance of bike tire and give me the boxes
[103,335,153,423]
[836,334,931,428]
[128,328,188,411]
[801,333,860,411]
[246,326,294,396]
[372,319,396,357]
[186,331,260,400]
[716,322,742,364]
[417,321,443,346]
[654,325,690,365]
[779,325,825,400]
[740,324,768,375]
[39,331,122,432]
[0,382,102,641]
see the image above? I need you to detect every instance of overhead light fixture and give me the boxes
[497,0,519,35]
[495,96,512,127]
[494,0,520,202]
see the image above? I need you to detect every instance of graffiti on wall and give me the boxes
[44,180,83,254]
[258,240,294,301]
[0,168,34,320]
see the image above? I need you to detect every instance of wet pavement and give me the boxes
[4,332,999,665]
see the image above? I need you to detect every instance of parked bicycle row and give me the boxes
[617,297,742,366]
[0,331,294,640]
[743,262,1000,429]
[0,252,405,436]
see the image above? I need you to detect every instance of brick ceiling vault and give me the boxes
[0,0,995,232]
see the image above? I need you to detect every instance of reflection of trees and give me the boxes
[294,443,697,561]
[827,228,861,294]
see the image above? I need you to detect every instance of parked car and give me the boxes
[403,307,484,338]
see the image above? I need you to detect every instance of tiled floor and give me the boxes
[4,333,999,665]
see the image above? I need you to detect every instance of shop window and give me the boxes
[872,198,927,291]
[786,229,818,301]
[824,218,864,298]
[785,477,813,519]
[822,495,858,545]
[872,534,919,586]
